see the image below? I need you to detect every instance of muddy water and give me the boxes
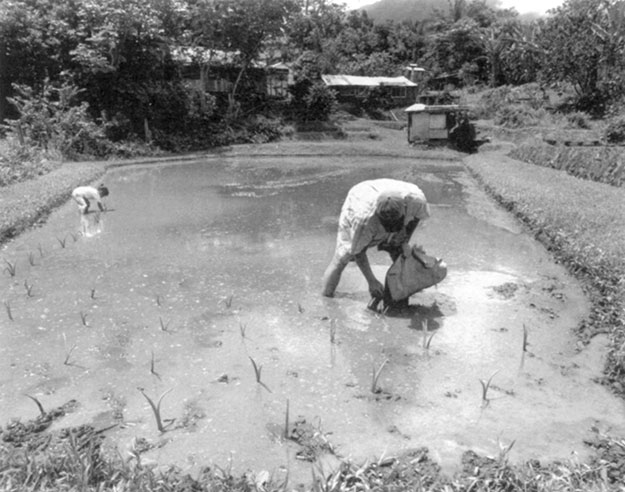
[1,155,624,483]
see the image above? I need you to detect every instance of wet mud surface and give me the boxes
[1,152,624,485]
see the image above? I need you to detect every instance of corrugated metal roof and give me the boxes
[321,75,417,87]
[405,103,466,113]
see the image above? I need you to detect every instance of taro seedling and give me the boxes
[138,387,173,433]
[4,301,13,321]
[522,324,529,352]
[24,280,33,297]
[224,294,234,309]
[239,322,248,340]
[64,344,77,366]
[90,288,96,300]
[284,399,290,440]
[421,319,436,351]
[25,394,46,417]
[371,358,389,394]
[155,294,162,307]
[330,319,337,345]
[37,243,44,258]
[27,252,36,266]
[57,236,67,248]
[159,317,173,333]
[479,370,499,408]
[150,351,161,380]
[520,324,529,370]
[4,259,16,277]
[79,311,88,326]
[249,356,272,393]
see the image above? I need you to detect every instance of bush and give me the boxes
[566,111,591,129]
[3,80,113,160]
[495,104,545,128]
[605,117,625,144]
[0,137,57,187]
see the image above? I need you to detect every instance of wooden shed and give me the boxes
[404,103,464,143]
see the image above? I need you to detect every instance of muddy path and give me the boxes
[1,129,624,486]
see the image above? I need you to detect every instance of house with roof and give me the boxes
[174,47,292,99]
[321,74,419,106]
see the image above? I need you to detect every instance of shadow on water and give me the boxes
[0,155,624,483]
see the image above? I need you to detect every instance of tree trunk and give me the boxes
[0,38,9,123]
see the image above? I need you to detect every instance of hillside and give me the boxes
[357,0,542,23]
[360,0,443,22]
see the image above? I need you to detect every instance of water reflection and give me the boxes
[79,211,104,238]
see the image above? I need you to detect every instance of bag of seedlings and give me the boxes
[384,245,447,304]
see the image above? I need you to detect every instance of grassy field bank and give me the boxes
[464,148,625,395]
[1,128,625,490]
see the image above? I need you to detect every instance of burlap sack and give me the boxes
[385,245,447,302]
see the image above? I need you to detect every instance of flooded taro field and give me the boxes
[1,151,624,485]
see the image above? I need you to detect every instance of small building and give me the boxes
[265,62,293,98]
[404,103,467,143]
[321,74,418,106]
[403,64,427,85]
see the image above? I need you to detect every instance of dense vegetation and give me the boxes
[0,0,624,181]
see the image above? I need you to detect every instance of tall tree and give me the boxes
[539,0,625,111]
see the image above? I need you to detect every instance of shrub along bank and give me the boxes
[509,142,625,188]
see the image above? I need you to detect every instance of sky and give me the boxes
[340,0,564,15]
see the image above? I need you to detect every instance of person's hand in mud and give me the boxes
[368,278,385,300]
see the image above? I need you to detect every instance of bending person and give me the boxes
[322,178,430,300]
[72,184,109,215]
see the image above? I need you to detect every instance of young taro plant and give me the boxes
[138,387,174,433]
[64,343,77,366]
[224,295,234,309]
[329,319,337,345]
[371,359,389,394]
[25,394,46,417]
[24,279,34,297]
[4,259,16,277]
[27,252,36,266]
[150,351,161,380]
[520,324,529,370]
[159,316,172,333]
[249,356,272,393]
[4,300,13,321]
[239,321,248,341]
[79,311,88,326]
[57,236,67,248]
[421,319,436,352]
[284,399,290,440]
[479,370,499,408]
